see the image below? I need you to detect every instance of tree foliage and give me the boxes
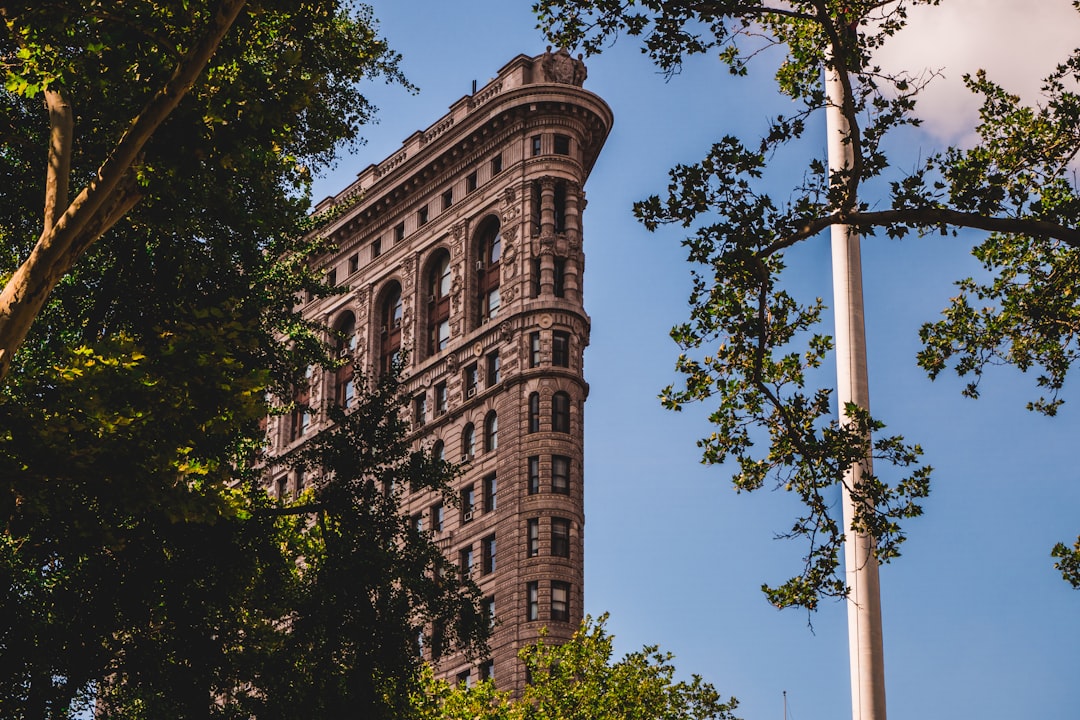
[415,614,739,720]
[536,0,1080,606]
[0,2,487,718]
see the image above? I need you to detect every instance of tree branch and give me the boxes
[762,207,1080,256]
[42,87,72,235]
[0,0,248,382]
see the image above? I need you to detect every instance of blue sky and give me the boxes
[312,2,1079,718]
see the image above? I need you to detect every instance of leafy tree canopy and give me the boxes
[415,614,739,720]
[535,0,1080,606]
[0,2,486,717]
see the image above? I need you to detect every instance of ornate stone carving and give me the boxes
[500,321,514,342]
[502,241,517,278]
[450,269,463,312]
[450,221,466,257]
[540,46,587,86]
[402,255,416,290]
[499,186,520,224]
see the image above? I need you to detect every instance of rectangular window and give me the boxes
[480,659,494,681]
[348,253,359,274]
[327,268,337,286]
[531,135,542,156]
[529,331,541,368]
[532,258,542,298]
[554,181,567,232]
[486,350,500,386]
[372,238,381,258]
[414,393,427,426]
[483,473,497,513]
[482,534,496,574]
[526,581,539,621]
[412,513,424,533]
[552,517,570,558]
[553,134,570,155]
[552,455,570,495]
[275,475,288,500]
[430,502,444,532]
[553,257,565,297]
[464,363,478,399]
[431,624,444,660]
[553,331,570,367]
[551,581,570,621]
[434,382,448,416]
[461,484,475,522]
[442,188,454,210]
[466,170,478,193]
[394,222,405,243]
[418,205,429,226]
[491,153,503,175]
[528,456,540,495]
[459,545,473,576]
[485,286,500,321]
[456,670,471,687]
[482,596,496,631]
[531,181,542,235]
[294,468,305,499]
[527,518,539,557]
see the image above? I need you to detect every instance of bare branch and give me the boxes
[763,208,1080,256]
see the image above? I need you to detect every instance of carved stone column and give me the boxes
[539,178,557,295]
[564,182,582,302]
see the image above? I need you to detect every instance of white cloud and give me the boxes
[873,0,1080,144]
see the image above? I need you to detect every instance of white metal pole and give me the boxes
[825,59,888,720]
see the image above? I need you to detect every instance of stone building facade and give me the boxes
[265,50,611,691]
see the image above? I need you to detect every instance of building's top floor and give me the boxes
[310,49,611,221]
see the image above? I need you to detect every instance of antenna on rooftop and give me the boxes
[471,79,477,94]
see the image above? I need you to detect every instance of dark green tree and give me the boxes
[535,0,1080,605]
[0,2,487,718]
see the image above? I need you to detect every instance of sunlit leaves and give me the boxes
[417,614,740,720]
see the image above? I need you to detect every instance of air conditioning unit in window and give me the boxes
[466,387,476,398]
[380,325,388,335]
[429,294,438,303]
[461,454,470,462]
[393,317,402,328]
[475,261,484,272]
[462,512,473,522]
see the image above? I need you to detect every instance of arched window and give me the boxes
[426,250,451,357]
[333,311,356,407]
[528,392,540,433]
[379,283,403,375]
[476,217,501,325]
[432,440,444,463]
[552,391,570,433]
[462,423,475,461]
[484,411,498,452]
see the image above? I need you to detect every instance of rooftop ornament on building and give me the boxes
[540,46,587,86]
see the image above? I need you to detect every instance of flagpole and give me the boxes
[825,55,888,720]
